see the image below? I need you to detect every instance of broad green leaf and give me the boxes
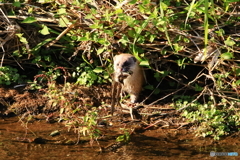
[13,1,21,7]
[144,85,154,90]
[90,23,99,29]
[58,8,66,15]
[85,14,93,19]
[129,0,137,4]
[98,38,110,45]
[236,68,240,76]
[173,43,184,52]
[224,37,236,46]
[28,7,33,13]
[22,17,37,23]
[149,34,156,42]
[32,38,55,53]
[104,30,113,36]
[225,0,239,2]
[116,135,125,142]
[115,8,123,14]
[221,52,234,60]
[125,16,135,27]
[59,16,70,27]
[128,29,135,38]
[97,48,105,55]
[119,35,129,46]
[15,33,28,44]
[195,84,203,91]
[236,80,240,86]
[154,72,161,81]
[93,67,103,73]
[79,37,89,41]
[160,1,168,10]
[153,88,160,94]
[39,25,50,35]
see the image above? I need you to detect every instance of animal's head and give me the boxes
[113,54,137,74]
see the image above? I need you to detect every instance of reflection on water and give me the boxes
[0,117,239,160]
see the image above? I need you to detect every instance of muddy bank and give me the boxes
[0,84,111,116]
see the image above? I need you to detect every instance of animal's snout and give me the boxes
[116,66,129,74]
[121,67,129,73]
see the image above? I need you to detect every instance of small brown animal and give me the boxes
[113,54,144,103]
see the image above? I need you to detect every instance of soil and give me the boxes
[0,84,112,116]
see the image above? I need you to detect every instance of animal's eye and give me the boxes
[123,61,130,66]
[116,63,119,66]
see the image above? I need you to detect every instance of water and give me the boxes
[0,117,239,160]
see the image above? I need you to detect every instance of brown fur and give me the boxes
[113,54,144,103]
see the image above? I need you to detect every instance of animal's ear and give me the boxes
[131,56,137,62]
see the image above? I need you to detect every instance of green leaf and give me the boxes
[90,23,99,29]
[97,48,105,55]
[225,0,239,2]
[129,0,137,4]
[85,14,93,19]
[125,16,135,27]
[93,67,103,73]
[58,8,66,15]
[154,72,161,81]
[90,72,98,80]
[195,84,203,91]
[22,17,37,23]
[13,1,21,7]
[160,1,168,10]
[128,30,136,38]
[236,68,240,76]
[235,80,240,86]
[173,43,184,52]
[32,38,55,53]
[153,88,160,94]
[149,34,156,42]
[104,30,113,36]
[59,17,70,27]
[28,7,33,14]
[79,37,89,41]
[224,37,236,46]
[39,25,50,35]
[116,135,125,142]
[15,33,28,44]
[98,38,110,45]
[183,37,190,43]
[119,35,129,46]
[221,52,234,60]
[44,55,51,61]
[144,85,154,90]
[115,8,123,14]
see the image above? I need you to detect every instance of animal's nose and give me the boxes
[116,68,122,73]
[122,67,128,72]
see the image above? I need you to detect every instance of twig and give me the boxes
[4,15,58,23]
[177,86,208,112]
[148,86,187,106]
[46,23,74,48]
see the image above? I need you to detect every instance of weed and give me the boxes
[0,66,23,85]
[173,96,240,140]
[116,128,131,144]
